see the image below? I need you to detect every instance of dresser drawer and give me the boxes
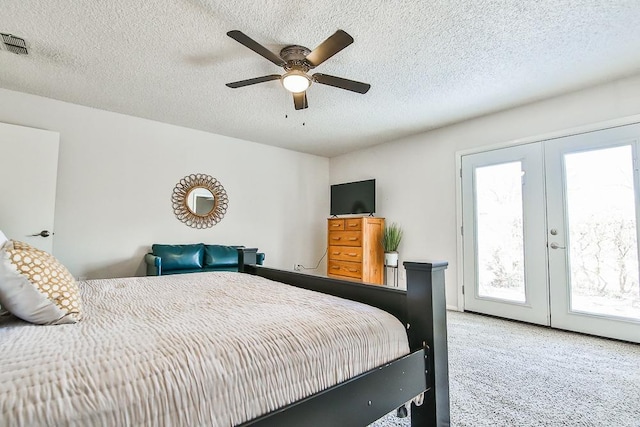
[328,231,362,246]
[328,260,363,279]
[328,245,363,262]
[328,219,345,231]
[344,218,362,231]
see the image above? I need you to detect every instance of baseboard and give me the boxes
[447,304,461,312]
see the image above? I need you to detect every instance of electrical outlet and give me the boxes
[294,264,303,271]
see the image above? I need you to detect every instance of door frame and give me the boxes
[0,122,60,253]
[455,114,640,312]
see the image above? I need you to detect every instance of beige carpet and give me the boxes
[372,311,640,426]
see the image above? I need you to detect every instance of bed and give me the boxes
[0,260,449,427]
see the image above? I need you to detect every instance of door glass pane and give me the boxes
[475,162,526,303]
[565,145,640,321]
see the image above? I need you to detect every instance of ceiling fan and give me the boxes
[225,29,371,110]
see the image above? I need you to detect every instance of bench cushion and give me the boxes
[152,244,204,271]
[204,245,239,268]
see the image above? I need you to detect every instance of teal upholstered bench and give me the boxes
[144,244,265,276]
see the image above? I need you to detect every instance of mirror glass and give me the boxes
[187,187,215,216]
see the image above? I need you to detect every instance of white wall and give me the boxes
[330,73,640,308]
[0,88,329,279]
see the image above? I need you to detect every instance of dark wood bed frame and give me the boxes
[239,260,450,427]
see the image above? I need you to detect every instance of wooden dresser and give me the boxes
[327,217,385,285]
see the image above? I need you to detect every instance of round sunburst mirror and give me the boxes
[172,173,228,229]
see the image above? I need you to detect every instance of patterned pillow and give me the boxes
[0,240,82,324]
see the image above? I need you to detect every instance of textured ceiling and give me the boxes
[1,1,640,157]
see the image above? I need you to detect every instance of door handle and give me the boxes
[549,242,565,249]
[31,230,52,238]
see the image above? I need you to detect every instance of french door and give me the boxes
[462,124,640,343]
[461,143,549,325]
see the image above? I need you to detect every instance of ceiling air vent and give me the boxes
[1,33,28,55]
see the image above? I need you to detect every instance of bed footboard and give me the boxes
[241,349,428,427]
[243,260,449,426]
[404,261,450,427]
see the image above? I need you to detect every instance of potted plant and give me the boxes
[382,222,403,267]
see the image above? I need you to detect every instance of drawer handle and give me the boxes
[332,237,341,241]
[347,268,358,272]
[348,253,357,257]
[348,237,357,241]
[332,224,340,227]
[348,224,357,227]
[331,266,340,270]
[332,252,341,255]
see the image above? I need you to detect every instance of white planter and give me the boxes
[385,252,399,267]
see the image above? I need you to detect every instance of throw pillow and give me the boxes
[0,231,6,315]
[0,240,82,325]
[0,230,7,249]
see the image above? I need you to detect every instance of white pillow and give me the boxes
[0,240,82,325]
[0,231,8,315]
[0,230,7,249]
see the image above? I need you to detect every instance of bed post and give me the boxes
[404,261,450,427]
[238,247,258,269]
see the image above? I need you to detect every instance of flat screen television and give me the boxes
[330,179,376,216]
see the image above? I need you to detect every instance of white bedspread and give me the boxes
[0,272,409,426]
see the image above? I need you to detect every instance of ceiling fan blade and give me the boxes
[305,30,354,67]
[293,91,308,110]
[227,30,286,66]
[226,74,281,88]
[313,73,371,94]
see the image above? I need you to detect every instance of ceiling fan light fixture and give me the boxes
[226,30,370,110]
[282,70,311,93]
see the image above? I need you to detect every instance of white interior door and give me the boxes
[0,123,59,253]
[545,124,640,343]
[462,143,550,325]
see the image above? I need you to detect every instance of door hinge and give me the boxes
[459,168,462,178]
[460,225,463,235]
[462,285,465,295]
